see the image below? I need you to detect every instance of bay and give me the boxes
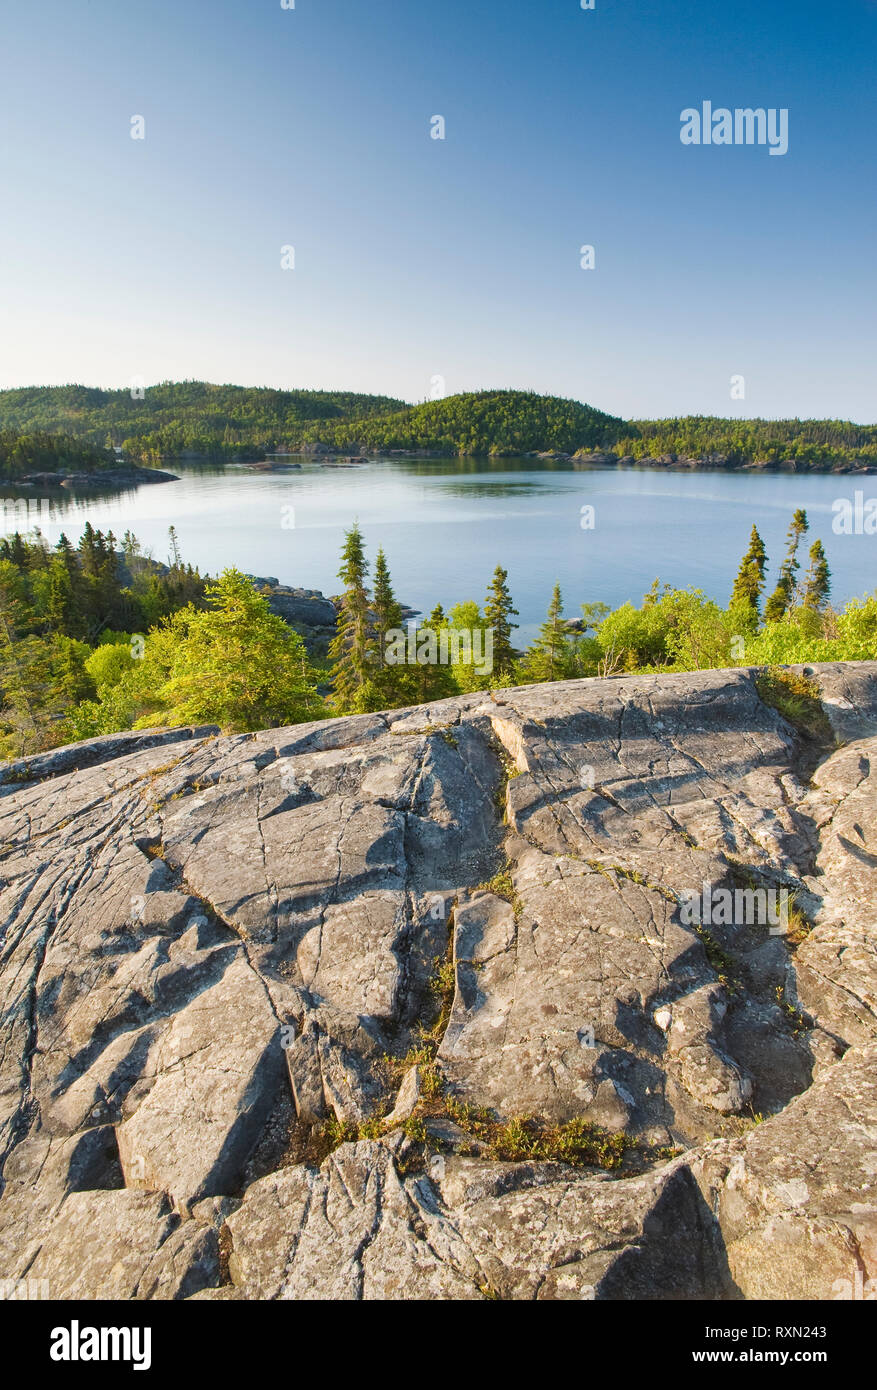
[2,459,874,644]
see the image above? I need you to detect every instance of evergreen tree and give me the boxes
[168,525,182,568]
[372,547,402,665]
[523,583,569,682]
[42,533,85,636]
[765,509,809,621]
[368,546,407,709]
[146,569,319,731]
[56,532,77,570]
[44,556,76,634]
[1,532,29,571]
[78,522,100,578]
[484,565,519,677]
[730,525,768,620]
[802,539,832,611]
[0,560,38,746]
[0,558,34,640]
[328,523,374,711]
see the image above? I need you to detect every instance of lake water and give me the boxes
[2,459,874,644]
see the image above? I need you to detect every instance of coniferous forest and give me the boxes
[2,509,875,760]
[1,383,877,471]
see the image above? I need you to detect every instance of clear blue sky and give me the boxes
[1,0,875,420]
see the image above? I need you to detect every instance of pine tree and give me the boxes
[730,525,768,620]
[328,523,374,711]
[484,564,519,677]
[802,539,831,611]
[765,509,808,622]
[121,529,146,584]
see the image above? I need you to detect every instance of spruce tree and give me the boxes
[372,547,402,665]
[56,532,76,569]
[168,525,182,569]
[765,509,808,622]
[328,523,374,711]
[45,557,75,634]
[53,534,86,636]
[78,522,100,578]
[802,539,831,611]
[484,564,519,677]
[524,583,568,682]
[4,533,28,571]
[730,525,768,619]
[370,546,405,707]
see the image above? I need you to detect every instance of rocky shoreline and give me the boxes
[3,466,179,489]
[19,450,868,478]
[1,662,875,1299]
[545,449,877,473]
[273,446,877,473]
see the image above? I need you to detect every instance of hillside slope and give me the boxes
[0,382,407,462]
[2,383,875,468]
[299,388,627,455]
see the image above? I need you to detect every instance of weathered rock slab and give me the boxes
[1,663,876,1298]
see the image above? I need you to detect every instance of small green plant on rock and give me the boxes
[755,667,832,741]
[775,984,810,1035]
[477,866,523,917]
[692,923,741,996]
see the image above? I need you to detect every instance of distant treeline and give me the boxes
[615,416,877,470]
[0,383,875,469]
[0,430,115,478]
[0,382,407,466]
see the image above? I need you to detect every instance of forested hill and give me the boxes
[615,416,877,471]
[0,382,876,469]
[0,382,407,464]
[298,390,626,455]
[0,384,625,462]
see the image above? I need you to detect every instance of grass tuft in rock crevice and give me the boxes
[476,865,523,918]
[755,667,833,742]
[400,1070,680,1173]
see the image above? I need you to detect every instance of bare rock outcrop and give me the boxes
[1,664,876,1299]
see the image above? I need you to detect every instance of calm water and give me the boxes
[2,459,874,644]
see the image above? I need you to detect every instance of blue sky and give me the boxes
[1,0,875,419]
